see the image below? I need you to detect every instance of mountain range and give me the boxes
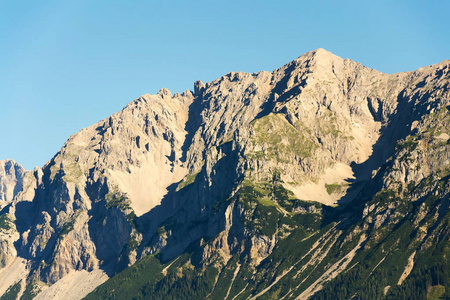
[0,49,449,300]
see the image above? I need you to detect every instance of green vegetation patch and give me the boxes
[59,210,84,237]
[230,175,324,237]
[128,234,140,252]
[105,189,131,210]
[428,285,446,300]
[60,219,75,236]
[126,211,137,229]
[325,182,347,195]
[85,254,220,300]
[249,113,317,162]
[20,282,40,300]
[395,135,419,152]
[208,255,239,299]
[0,214,14,231]
[104,188,140,230]
[157,226,167,238]
[257,198,278,207]
[84,254,164,300]
[421,105,450,138]
[177,172,199,191]
[0,281,21,300]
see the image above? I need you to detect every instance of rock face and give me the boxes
[0,49,449,299]
[0,160,38,273]
[0,160,25,205]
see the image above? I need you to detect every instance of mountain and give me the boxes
[0,49,448,300]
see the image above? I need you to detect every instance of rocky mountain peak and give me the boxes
[156,87,172,98]
[298,47,339,61]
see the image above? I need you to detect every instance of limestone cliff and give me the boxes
[0,160,26,205]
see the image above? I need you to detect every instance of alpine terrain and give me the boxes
[0,49,449,300]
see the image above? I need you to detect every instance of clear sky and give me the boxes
[1,0,449,170]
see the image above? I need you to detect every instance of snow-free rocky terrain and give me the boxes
[0,49,449,299]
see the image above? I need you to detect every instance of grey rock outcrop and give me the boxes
[0,160,25,205]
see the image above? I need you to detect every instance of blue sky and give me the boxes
[1,0,449,170]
